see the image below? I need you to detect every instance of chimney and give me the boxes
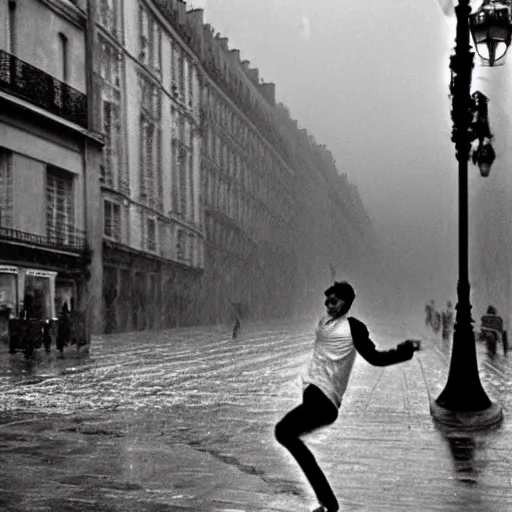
[258,82,276,105]
[177,0,186,24]
[230,49,241,65]
[218,37,229,52]
[203,23,214,41]
[241,60,251,72]
[186,9,204,55]
[247,67,259,84]
[187,8,203,26]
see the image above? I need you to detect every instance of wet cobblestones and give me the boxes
[0,317,511,511]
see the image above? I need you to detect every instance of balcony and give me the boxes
[0,50,87,128]
[0,224,87,254]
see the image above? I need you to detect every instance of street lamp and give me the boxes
[470,0,512,65]
[430,0,512,431]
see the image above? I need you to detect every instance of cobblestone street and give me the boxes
[0,316,512,511]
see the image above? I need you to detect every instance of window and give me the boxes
[103,199,121,241]
[0,149,13,228]
[98,0,121,40]
[46,167,74,246]
[97,36,124,191]
[178,52,185,101]
[139,74,162,210]
[176,229,185,260]
[8,1,16,54]
[188,234,194,264]
[58,33,68,83]
[146,216,157,252]
[101,101,121,188]
[188,151,194,222]
[187,59,194,108]
[98,36,121,88]
[139,4,161,75]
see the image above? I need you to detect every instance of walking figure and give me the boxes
[480,305,508,355]
[425,299,434,326]
[432,310,442,334]
[231,301,243,339]
[274,281,421,512]
[441,301,454,342]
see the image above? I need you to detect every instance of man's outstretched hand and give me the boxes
[398,339,422,353]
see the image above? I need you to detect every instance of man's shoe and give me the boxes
[311,505,338,512]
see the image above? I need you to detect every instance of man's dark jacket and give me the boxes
[348,317,414,366]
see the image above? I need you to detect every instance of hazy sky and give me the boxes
[187,0,509,321]
[190,0,456,220]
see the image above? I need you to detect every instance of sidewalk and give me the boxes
[0,319,511,511]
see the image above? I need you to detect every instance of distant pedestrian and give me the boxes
[425,299,434,326]
[274,281,421,512]
[441,301,454,342]
[480,305,507,355]
[432,310,441,334]
[231,301,243,339]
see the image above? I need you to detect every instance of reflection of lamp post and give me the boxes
[431,0,512,431]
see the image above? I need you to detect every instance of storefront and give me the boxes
[0,264,82,347]
[0,266,19,343]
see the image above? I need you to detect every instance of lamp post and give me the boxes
[430,0,512,431]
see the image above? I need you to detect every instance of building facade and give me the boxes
[0,0,102,343]
[93,0,205,333]
[91,0,376,332]
[194,21,299,324]
[0,0,376,337]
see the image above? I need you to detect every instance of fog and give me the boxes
[190,0,510,330]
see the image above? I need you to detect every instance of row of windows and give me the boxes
[203,168,273,243]
[205,85,286,185]
[93,3,293,260]
[203,88,293,219]
[103,199,203,267]
[205,215,252,259]
[203,129,294,225]
[206,86,264,159]
[138,3,199,113]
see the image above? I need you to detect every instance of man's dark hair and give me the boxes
[487,305,497,315]
[324,281,356,306]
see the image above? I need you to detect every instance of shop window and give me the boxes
[0,271,18,317]
[23,275,52,320]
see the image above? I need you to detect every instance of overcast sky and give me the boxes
[187,0,511,323]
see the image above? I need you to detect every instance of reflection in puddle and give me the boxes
[446,435,478,484]
[442,431,494,487]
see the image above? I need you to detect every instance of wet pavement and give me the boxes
[0,317,511,511]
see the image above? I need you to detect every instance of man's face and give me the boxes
[324,294,345,317]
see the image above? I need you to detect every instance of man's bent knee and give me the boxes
[274,420,291,445]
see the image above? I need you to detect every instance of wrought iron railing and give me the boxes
[0,224,87,253]
[0,50,88,128]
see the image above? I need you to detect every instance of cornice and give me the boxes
[37,0,86,29]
